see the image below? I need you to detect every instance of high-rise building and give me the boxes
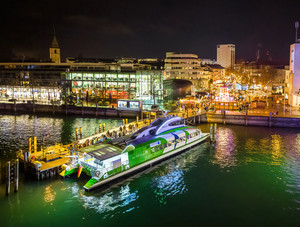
[50,35,61,63]
[164,52,201,79]
[217,44,235,68]
[286,43,300,106]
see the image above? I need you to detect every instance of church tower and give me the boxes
[49,33,61,63]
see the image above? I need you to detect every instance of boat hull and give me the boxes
[84,133,210,191]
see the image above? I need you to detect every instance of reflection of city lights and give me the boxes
[153,168,186,205]
[77,184,138,214]
[244,134,285,165]
[212,128,237,168]
[270,134,285,165]
[44,185,56,203]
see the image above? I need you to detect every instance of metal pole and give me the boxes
[15,159,19,192]
[42,136,45,159]
[284,98,285,115]
[6,161,10,195]
[214,123,217,140]
[28,137,31,158]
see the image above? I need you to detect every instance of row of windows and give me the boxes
[176,136,186,143]
[151,144,164,153]
[187,131,200,139]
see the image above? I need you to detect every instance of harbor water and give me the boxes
[0,114,300,226]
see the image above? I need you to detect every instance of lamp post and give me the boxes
[284,97,285,116]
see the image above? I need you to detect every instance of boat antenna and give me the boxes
[161,108,168,118]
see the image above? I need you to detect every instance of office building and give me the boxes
[217,44,235,68]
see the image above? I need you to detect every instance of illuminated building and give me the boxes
[218,85,230,102]
[0,62,163,109]
[164,52,211,92]
[66,69,164,109]
[217,44,235,68]
[286,43,300,106]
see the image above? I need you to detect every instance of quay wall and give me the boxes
[0,103,140,118]
[195,113,300,127]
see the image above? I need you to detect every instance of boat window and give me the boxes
[160,144,163,150]
[187,135,190,139]
[151,147,156,153]
[168,141,172,147]
[168,119,184,126]
[164,143,168,148]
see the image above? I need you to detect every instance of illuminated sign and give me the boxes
[117,100,142,110]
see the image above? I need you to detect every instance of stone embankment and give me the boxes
[0,103,140,118]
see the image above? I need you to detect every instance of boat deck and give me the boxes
[80,143,123,161]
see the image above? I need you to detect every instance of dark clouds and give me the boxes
[1,0,299,63]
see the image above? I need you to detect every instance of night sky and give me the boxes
[1,0,300,63]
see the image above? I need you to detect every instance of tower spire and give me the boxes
[50,26,61,63]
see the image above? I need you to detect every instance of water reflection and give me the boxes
[154,168,186,205]
[212,127,237,168]
[244,134,285,165]
[68,183,138,217]
[0,115,122,159]
[151,143,208,205]
[44,185,56,203]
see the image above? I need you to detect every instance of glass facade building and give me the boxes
[65,70,164,110]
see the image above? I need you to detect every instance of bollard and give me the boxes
[15,159,19,192]
[103,123,106,131]
[126,118,128,125]
[210,124,213,141]
[123,119,125,125]
[28,137,32,156]
[34,136,37,153]
[136,116,139,123]
[80,127,82,139]
[99,123,102,133]
[6,161,10,195]
[75,128,79,140]
[214,123,217,140]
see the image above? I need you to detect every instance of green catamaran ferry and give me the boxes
[60,116,209,191]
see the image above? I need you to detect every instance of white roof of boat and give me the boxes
[184,128,198,133]
[172,131,186,137]
[159,133,175,141]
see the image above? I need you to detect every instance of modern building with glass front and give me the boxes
[65,69,164,110]
[0,61,164,110]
